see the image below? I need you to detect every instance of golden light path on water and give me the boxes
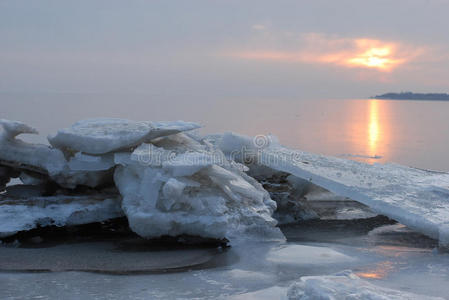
[341,98,389,163]
[368,100,380,158]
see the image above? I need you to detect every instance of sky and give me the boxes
[1,0,449,99]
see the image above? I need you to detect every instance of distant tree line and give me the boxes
[372,92,449,100]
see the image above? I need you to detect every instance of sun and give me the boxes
[345,42,404,71]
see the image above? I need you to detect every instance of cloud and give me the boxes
[227,33,424,72]
[251,24,266,31]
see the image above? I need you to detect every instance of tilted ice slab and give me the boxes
[287,270,443,300]
[0,193,123,238]
[48,118,201,154]
[216,133,449,247]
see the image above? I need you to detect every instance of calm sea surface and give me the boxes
[2,93,449,171]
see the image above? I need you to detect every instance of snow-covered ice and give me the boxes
[68,152,115,171]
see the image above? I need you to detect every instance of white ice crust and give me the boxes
[215,132,449,247]
[48,118,201,154]
[287,270,443,300]
[0,196,123,238]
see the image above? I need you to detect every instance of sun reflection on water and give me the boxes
[356,261,394,279]
[342,99,390,164]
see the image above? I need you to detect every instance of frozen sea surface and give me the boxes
[1,219,448,299]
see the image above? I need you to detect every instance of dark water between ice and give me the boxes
[2,92,449,171]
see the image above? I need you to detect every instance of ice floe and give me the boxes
[48,118,200,154]
[266,244,355,266]
[287,270,443,299]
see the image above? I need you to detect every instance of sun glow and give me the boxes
[228,34,419,72]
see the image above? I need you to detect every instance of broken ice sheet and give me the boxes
[214,132,449,247]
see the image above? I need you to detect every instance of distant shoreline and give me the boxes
[371,92,449,101]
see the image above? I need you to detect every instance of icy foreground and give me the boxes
[215,133,449,247]
[1,118,449,246]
